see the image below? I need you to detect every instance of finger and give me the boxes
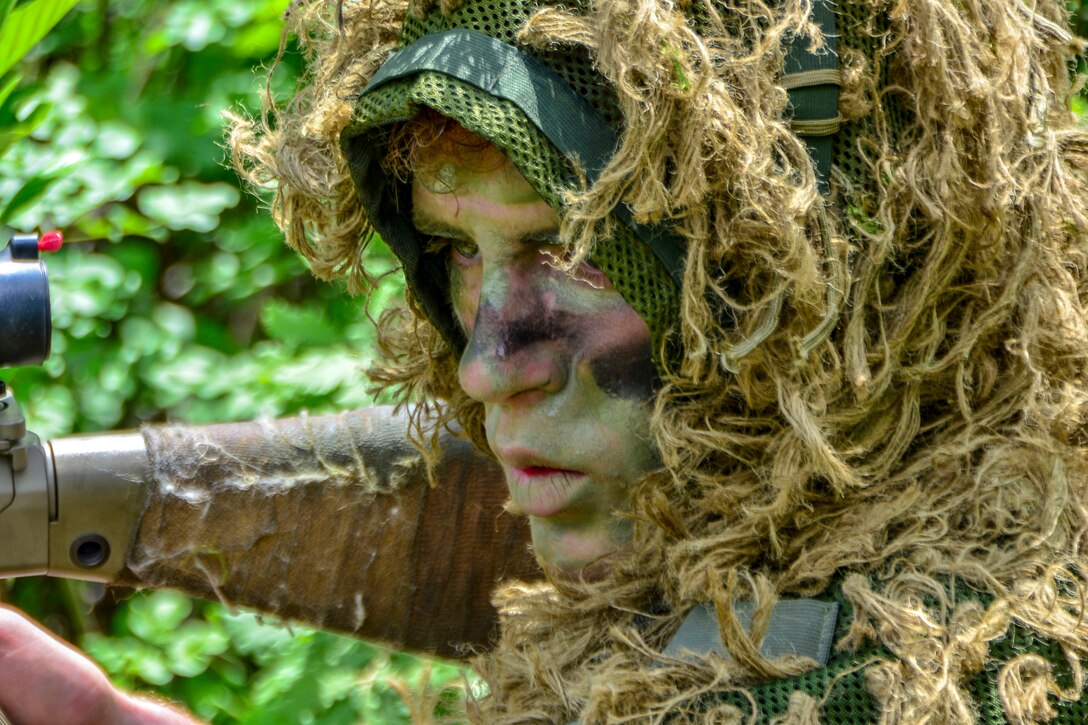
[0,605,117,725]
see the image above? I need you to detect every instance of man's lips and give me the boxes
[518,465,582,477]
[498,450,589,517]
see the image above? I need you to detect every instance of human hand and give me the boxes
[0,605,199,725]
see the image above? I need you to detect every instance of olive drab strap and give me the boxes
[716,0,845,372]
[662,599,840,666]
[782,0,841,194]
[562,598,840,725]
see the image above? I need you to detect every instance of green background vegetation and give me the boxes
[0,1,1085,722]
[0,1,463,723]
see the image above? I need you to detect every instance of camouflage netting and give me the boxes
[229,0,1088,721]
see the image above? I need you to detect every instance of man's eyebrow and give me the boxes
[412,209,562,247]
[411,210,469,241]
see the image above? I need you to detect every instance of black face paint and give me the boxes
[466,297,657,400]
[590,336,658,400]
[471,299,578,361]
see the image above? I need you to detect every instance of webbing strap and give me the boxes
[663,599,840,665]
[360,28,687,283]
[782,0,840,193]
[781,68,841,91]
[791,116,843,137]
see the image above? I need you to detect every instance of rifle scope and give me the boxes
[0,234,54,368]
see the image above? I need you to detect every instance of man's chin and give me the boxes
[533,532,631,584]
[529,514,634,583]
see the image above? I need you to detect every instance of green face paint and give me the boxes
[412,143,660,578]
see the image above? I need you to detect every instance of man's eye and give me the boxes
[451,239,480,261]
[424,236,480,264]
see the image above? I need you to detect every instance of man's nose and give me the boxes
[457,271,569,405]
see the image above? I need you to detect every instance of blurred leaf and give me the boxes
[137,182,241,232]
[0,99,50,156]
[0,0,80,78]
[93,121,140,160]
[0,0,15,31]
[127,591,193,644]
[167,622,230,677]
[0,72,20,109]
[133,646,176,686]
[260,301,342,348]
[0,166,61,222]
[219,611,298,660]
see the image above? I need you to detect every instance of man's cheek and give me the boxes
[586,308,657,401]
[450,269,480,333]
[589,335,657,400]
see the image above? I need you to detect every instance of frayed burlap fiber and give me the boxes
[230,0,1088,721]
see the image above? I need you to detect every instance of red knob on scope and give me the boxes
[38,231,63,253]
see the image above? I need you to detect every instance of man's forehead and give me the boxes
[410,182,561,245]
[409,145,554,220]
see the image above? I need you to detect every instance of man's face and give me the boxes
[412,142,660,577]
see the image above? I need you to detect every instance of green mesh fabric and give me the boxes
[355,74,571,212]
[399,0,621,129]
[832,1,910,216]
[686,635,1088,722]
[685,582,1088,722]
[345,0,679,368]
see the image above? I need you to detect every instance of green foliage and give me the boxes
[0,0,403,435]
[0,1,465,723]
[0,0,80,78]
[1073,0,1088,40]
[80,592,467,724]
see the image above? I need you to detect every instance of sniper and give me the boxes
[2,0,1088,721]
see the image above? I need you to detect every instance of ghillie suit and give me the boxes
[230,0,1088,720]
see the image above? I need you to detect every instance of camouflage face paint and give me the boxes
[590,333,658,400]
[472,299,577,362]
[412,143,659,578]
